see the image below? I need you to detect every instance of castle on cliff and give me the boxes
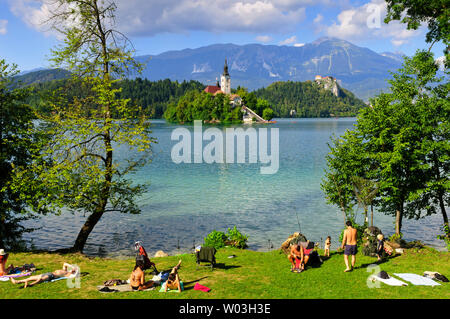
[315,75,340,97]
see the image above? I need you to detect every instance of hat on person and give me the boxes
[0,249,6,256]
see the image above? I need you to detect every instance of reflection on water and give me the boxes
[23,118,447,257]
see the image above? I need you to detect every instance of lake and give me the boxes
[24,118,446,257]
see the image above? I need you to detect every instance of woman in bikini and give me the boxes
[164,260,182,292]
[10,263,78,288]
[129,259,154,291]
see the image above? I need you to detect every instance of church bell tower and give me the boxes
[220,59,231,95]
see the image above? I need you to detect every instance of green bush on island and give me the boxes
[164,89,274,124]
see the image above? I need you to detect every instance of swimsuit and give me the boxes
[344,245,357,256]
[42,272,56,282]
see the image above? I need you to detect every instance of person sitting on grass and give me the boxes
[10,263,79,288]
[0,249,14,276]
[288,243,304,272]
[164,259,183,292]
[129,259,155,291]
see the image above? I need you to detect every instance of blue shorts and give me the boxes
[344,245,357,256]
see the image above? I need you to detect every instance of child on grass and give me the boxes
[324,236,331,257]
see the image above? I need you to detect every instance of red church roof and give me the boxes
[204,85,222,94]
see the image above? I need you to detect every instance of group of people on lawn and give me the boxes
[288,221,382,273]
[2,220,385,289]
[1,247,183,291]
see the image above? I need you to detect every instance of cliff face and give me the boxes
[315,75,340,97]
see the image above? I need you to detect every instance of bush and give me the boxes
[203,226,249,250]
[203,230,228,249]
[437,224,450,252]
[226,226,248,249]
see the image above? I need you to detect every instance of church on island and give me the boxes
[204,59,267,123]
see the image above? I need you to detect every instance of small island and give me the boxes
[164,59,275,124]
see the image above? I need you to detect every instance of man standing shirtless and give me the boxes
[340,221,357,272]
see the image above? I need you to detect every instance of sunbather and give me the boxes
[164,260,182,292]
[0,249,14,276]
[129,259,155,291]
[10,263,78,288]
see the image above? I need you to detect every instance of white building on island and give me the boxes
[220,59,231,95]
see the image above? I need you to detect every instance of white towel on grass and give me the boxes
[369,275,408,286]
[393,273,441,286]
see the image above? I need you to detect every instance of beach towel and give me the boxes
[97,284,156,293]
[393,273,441,286]
[194,283,211,292]
[0,272,32,281]
[369,275,408,286]
[159,281,184,293]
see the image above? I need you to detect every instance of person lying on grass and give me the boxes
[10,263,79,288]
[164,260,182,292]
[129,259,155,291]
[288,244,305,272]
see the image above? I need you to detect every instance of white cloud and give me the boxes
[115,0,307,36]
[255,35,273,43]
[279,35,297,45]
[294,43,304,47]
[435,56,446,71]
[0,20,7,35]
[323,0,420,47]
[313,14,323,24]
[8,0,308,37]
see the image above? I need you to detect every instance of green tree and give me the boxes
[351,176,379,227]
[12,0,155,252]
[0,60,46,250]
[385,0,449,65]
[321,130,368,224]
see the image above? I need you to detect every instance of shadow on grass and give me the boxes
[357,254,401,269]
[182,276,209,291]
[213,263,241,270]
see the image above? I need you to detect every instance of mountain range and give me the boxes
[16,37,405,101]
[134,37,404,101]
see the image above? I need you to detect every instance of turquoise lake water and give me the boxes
[24,118,446,257]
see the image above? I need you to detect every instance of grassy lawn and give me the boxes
[1,247,448,299]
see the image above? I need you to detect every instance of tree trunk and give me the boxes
[438,193,449,238]
[71,203,106,252]
[69,0,114,253]
[395,206,403,236]
[371,205,374,227]
[364,206,368,227]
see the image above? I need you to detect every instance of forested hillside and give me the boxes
[253,81,367,117]
[26,78,205,118]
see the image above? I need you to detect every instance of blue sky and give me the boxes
[0,0,445,71]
